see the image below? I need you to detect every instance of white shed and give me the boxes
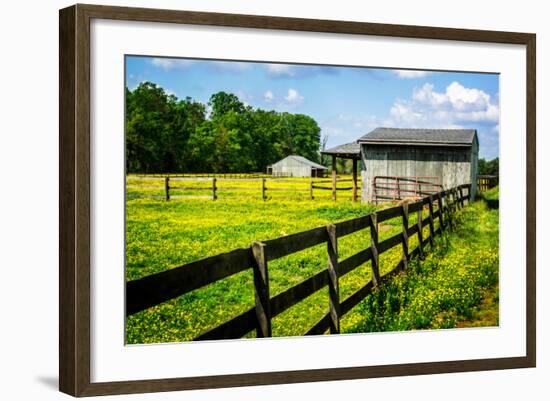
[267,155,328,177]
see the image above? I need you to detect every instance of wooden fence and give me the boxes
[135,172,269,179]
[311,178,355,201]
[126,183,471,340]
[477,175,498,192]
[129,176,358,201]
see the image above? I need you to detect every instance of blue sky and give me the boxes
[126,56,500,159]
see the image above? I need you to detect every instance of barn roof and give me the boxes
[272,155,328,170]
[358,127,477,146]
[321,142,361,159]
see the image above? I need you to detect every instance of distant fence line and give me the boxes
[126,183,472,340]
[477,175,498,192]
[127,175,359,201]
[134,172,270,179]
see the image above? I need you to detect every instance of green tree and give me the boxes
[287,114,321,163]
[208,92,245,119]
[166,97,206,171]
[126,82,205,173]
[478,157,499,176]
[126,82,172,173]
[125,84,323,174]
[273,113,321,164]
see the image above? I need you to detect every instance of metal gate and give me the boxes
[372,176,443,203]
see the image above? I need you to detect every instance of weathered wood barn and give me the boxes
[267,155,328,177]
[322,127,478,202]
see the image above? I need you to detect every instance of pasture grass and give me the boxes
[348,191,499,333]
[125,175,385,343]
[125,176,498,344]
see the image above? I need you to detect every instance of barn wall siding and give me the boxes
[361,144,477,202]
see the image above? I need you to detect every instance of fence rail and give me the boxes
[128,175,360,201]
[127,183,472,340]
[135,172,270,179]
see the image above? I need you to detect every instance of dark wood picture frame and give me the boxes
[59,3,536,397]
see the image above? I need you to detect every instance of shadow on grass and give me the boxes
[485,198,499,209]
[476,191,499,210]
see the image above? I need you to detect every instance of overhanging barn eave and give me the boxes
[358,141,472,147]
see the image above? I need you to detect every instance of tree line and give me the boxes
[478,157,499,176]
[126,82,322,174]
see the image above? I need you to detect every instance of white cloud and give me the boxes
[210,61,251,72]
[150,58,194,71]
[412,83,447,106]
[393,70,433,79]
[150,58,251,73]
[389,100,425,124]
[446,81,492,111]
[266,64,296,77]
[320,81,498,157]
[284,88,304,105]
[264,90,274,102]
[389,81,499,126]
[165,88,177,97]
[234,90,253,107]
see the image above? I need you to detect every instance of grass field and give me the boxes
[350,187,499,333]
[125,176,499,344]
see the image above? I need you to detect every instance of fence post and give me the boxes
[428,195,435,246]
[261,178,266,201]
[251,241,271,338]
[437,192,444,233]
[417,206,424,259]
[326,224,340,334]
[332,164,337,202]
[369,213,381,286]
[165,176,170,201]
[445,191,453,231]
[453,188,459,210]
[458,186,464,208]
[401,202,409,270]
[451,189,457,226]
[212,177,217,201]
[310,179,314,200]
[352,159,358,202]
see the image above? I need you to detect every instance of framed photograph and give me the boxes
[59,4,536,397]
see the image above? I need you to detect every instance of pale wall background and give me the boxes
[0,1,546,400]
